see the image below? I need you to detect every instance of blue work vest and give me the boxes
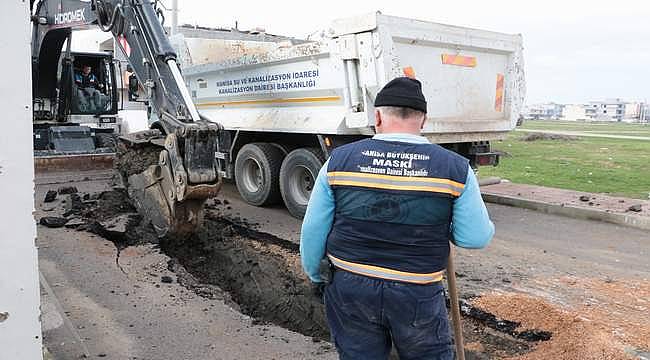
[325,138,469,284]
[75,73,98,88]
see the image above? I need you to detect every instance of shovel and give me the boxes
[447,246,466,360]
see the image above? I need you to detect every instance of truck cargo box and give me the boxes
[184,12,525,144]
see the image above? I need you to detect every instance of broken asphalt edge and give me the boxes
[481,192,650,232]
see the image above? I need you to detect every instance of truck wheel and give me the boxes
[235,143,283,206]
[280,147,325,219]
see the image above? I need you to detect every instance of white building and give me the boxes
[623,102,649,123]
[561,104,587,121]
[530,99,647,123]
[523,102,564,120]
[584,99,626,121]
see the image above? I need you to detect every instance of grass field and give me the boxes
[480,121,650,199]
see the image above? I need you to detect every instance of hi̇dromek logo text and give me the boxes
[54,8,86,25]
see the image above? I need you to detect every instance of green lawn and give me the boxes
[521,120,650,137]
[480,132,650,199]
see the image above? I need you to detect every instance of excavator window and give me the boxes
[70,55,114,115]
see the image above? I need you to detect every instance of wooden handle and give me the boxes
[447,246,466,360]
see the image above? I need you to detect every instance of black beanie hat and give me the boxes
[374,77,427,113]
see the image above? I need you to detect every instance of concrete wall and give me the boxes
[0,1,43,359]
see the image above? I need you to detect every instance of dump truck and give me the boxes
[173,13,526,218]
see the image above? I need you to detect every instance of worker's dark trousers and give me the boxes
[324,270,454,360]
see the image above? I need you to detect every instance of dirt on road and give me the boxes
[473,292,636,360]
[37,177,650,359]
[39,185,546,359]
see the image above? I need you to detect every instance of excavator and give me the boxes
[31,0,222,237]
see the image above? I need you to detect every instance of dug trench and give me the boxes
[61,187,551,359]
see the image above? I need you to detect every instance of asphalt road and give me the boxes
[36,174,336,360]
[217,182,649,276]
[36,176,650,359]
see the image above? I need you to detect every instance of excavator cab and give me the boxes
[54,51,119,123]
[32,25,121,151]
[67,52,118,116]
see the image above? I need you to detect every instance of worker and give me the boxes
[74,64,105,112]
[300,77,495,359]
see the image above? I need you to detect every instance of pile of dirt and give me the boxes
[553,276,650,351]
[114,141,161,181]
[80,189,134,219]
[472,292,631,360]
[51,188,159,248]
[520,133,578,142]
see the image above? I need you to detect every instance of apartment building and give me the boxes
[584,99,626,121]
[561,104,588,121]
[623,102,649,123]
[523,102,564,120]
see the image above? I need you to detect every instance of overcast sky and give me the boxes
[78,0,650,104]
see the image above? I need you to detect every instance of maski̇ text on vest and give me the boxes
[359,149,429,177]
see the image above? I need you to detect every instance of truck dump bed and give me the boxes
[184,13,525,143]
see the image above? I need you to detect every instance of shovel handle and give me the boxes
[447,246,466,360]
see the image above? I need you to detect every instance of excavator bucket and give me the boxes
[115,129,221,238]
[127,163,206,238]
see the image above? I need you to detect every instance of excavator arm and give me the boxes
[31,0,222,237]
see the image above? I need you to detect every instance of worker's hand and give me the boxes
[311,281,326,304]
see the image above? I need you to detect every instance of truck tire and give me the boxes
[280,147,325,219]
[235,143,283,206]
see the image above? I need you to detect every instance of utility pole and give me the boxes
[171,0,178,36]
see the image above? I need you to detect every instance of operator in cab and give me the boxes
[300,77,495,359]
[74,64,105,112]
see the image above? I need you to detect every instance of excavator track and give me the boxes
[115,130,220,239]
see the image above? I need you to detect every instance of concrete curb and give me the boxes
[478,177,502,187]
[481,192,650,231]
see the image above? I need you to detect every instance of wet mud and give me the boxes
[75,189,328,339]
[160,213,329,339]
[459,299,552,342]
[75,189,158,248]
[114,141,161,182]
